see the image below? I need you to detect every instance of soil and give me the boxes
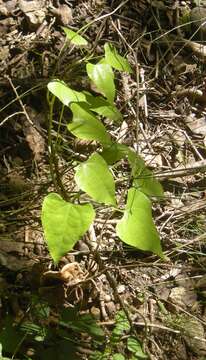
[1,0,206,359]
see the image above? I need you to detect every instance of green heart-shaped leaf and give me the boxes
[75,153,116,206]
[84,92,122,122]
[62,27,88,46]
[127,337,148,359]
[41,193,95,263]
[48,80,86,106]
[116,188,162,256]
[104,43,132,73]
[86,63,115,103]
[68,102,111,145]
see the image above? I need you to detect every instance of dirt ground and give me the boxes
[1,0,206,359]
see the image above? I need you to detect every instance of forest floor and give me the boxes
[1,0,206,359]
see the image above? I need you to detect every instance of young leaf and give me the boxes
[75,153,116,206]
[68,102,111,145]
[41,193,95,263]
[127,337,148,359]
[104,43,132,73]
[48,80,86,106]
[116,188,162,256]
[62,27,88,46]
[86,63,115,103]
[84,92,122,122]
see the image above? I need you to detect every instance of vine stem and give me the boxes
[47,94,69,201]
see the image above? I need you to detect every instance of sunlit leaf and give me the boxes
[41,193,95,263]
[75,153,116,206]
[86,63,115,103]
[104,43,132,73]
[116,188,162,256]
[48,80,86,106]
[62,27,88,46]
[84,92,122,122]
[68,102,111,145]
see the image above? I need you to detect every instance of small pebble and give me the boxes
[104,294,111,302]
[117,284,125,294]
[90,306,101,320]
[105,301,116,316]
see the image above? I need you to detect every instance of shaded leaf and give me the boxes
[116,188,162,256]
[41,193,95,263]
[86,63,115,103]
[75,153,116,206]
[127,337,148,359]
[113,354,125,360]
[101,143,129,164]
[128,151,164,198]
[66,314,105,339]
[48,80,86,106]
[84,92,122,122]
[133,167,164,198]
[127,150,145,177]
[62,27,88,46]
[68,102,111,145]
[111,310,130,344]
[89,350,111,360]
[40,339,79,360]
[0,344,13,360]
[0,317,23,354]
[104,43,132,73]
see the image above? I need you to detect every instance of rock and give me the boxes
[90,306,101,320]
[0,0,17,15]
[19,0,46,30]
[50,4,73,26]
[19,0,45,13]
[105,301,116,316]
[117,284,125,294]
[25,9,45,30]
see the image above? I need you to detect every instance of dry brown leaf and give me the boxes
[182,316,206,356]
[22,107,45,161]
[186,116,206,135]
[169,286,197,309]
